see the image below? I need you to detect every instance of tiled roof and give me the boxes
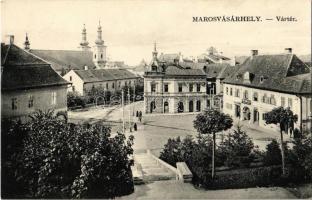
[224,54,311,94]
[74,69,138,83]
[198,53,230,63]
[30,49,96,71]
[164,65,206,77]
[217,65,240,79]
[1,44,69,90]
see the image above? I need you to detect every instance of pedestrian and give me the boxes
[136,110,139,117]
[134,123,137,131]
[139,111,142,122]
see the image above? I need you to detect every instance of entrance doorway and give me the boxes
[242,107,251,121]
[189,101,193,112]
[164,101,169,113]
[196,100,201,112]
[253,108,259,124]
[178,102,184,113]
[150,101,156,113]
[235,105,241,118]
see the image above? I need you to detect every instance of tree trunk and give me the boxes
[280,129,286,175]
[212,132,216,179]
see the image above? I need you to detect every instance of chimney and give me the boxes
[7,35,14,45]
[219,52,223,64]
[250,50,258,60]
[84,65,88,70]
[284,48,292,54]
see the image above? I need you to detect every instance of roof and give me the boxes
[1,44,69,90]
[74,69,139,83]
[223,54,311,94]
[165,65,206,77]
[198,53,230,63]
[217,65,240,79]
[30,49,96,71]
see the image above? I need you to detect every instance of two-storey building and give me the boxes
[223,49,311,133]
[144,44,207,114]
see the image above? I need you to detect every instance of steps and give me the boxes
[132,153,176,184]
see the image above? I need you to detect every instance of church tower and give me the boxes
[93,21,107,69]
[79,24,91,51]
[24,33,30,50]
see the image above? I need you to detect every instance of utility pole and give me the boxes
[133,84,136,116]
[122,89,125,134]
[128,87,132,132]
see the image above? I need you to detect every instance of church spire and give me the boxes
[152,41,158,60]
[24,33,30,50]
[79,24,90,51]
[95,20,104,45]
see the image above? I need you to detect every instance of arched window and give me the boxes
[196,100,201,112]
[189,101,194,112]
[243,90,249,99]
[253,92,258,101]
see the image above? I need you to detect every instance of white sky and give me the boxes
[1,0,311,65]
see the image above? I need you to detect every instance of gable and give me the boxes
[286,55,310,77]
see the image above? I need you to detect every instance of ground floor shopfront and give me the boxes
[144,95,208,114]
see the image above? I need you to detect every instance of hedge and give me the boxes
[198,165,286,189]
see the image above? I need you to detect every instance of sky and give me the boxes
[1,0,311,66]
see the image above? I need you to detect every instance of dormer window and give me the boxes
[260,76,264,83]
[152,66,157,71]
[243,72,251,84]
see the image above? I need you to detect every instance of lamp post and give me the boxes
[122,89,125,134]
[128,87,132,132]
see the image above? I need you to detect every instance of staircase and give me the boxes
[132,152,176,184]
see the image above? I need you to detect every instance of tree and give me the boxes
[218,125,254,168]
[264,107,298,175]
[193,109,233,179]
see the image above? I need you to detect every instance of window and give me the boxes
[230,88,233,96]
[281,97,285,107]
[152,66,157,71]
[118,81,121,88]
[72,86,75,91]
[262,94,267,103]
[151,83,156,93]
[129,81,131,86]
[112,83,115,89]
[243,90,249,99]
[69,76,72,81]
[269,95,276,105]
[235,89,240,97]
[288,98,293,108]
[164,84,169,92]
[106,83,109,89]
[51,92,57,105]
[189,83,193,92]
[178,83,183,92]
[226,87,228,95]
[260,76,264,83]
[253,92,258,101]
[207,99,210,108]
[28,95,34,108]
[94,54,96,59]
[11,98,17,110]
[101,54,103,59]
[196,83,200,92]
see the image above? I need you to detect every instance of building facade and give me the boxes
[144,44,208,114]
[63,68,141,96]
[1,38,69,122]
[223,49,311,133]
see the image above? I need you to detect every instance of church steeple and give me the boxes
[93,20,107,69]
[24,33,30,50]
[79,24,90,51]
[95,21,104,45]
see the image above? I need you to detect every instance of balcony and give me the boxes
[242,98,251,105]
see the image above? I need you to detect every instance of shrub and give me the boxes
[1,110,134,198]
[67,91,87,108]
[204,165,284,189]
[264,139,282,166]
[218,126,255,168]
